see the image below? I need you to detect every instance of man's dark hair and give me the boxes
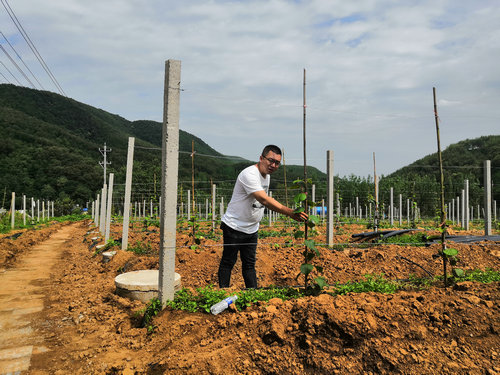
[262,145,282,157]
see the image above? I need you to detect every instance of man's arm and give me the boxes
[252,190,308,222]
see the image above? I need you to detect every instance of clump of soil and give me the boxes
[2,220,499,374]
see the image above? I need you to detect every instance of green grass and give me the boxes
[162,270,500,314]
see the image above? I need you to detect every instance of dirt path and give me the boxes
[0,223,79,374]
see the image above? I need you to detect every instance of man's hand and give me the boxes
[291,211,308,222]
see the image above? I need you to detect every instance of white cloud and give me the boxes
[0,0,498,177]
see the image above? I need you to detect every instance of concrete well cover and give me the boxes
[115,270,180,291]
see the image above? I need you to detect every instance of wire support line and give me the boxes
[1,0,66,96]
[0,70,11,83]
[0,59,20,85]
[0,43,35,88]
[0,30,45,90]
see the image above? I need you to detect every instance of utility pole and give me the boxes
[99,142,112,185]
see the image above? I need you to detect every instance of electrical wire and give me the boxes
[1,0,66,96]
[0,30,45,90]
[0,43,35,88]
[0,59,20,85]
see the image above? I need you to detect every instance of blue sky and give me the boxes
[0,0,498,176]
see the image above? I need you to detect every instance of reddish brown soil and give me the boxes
[1,219,499,374]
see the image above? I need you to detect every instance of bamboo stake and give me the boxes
[433,87,448,287]
[303,68,308,241]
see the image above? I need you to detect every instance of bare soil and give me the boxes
[0,219,499,374]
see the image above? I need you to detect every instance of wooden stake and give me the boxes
[433,87,448,287]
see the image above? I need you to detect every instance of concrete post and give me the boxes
[461,189,465,228]
[105,173,114,243]
[95,195,100,227]
[484,160,492,235]
[122,137,135,250]
[52,201,54,218]
[187,190,191,220]
[407,199,410,224]
[311,184,316,216]
[99,185,107,234]
[10,192,15,229]
[30,197,34,224]
[211,184,216,231]
[465,180,470,230]
[205,198,209,220]
[23,195,26,226]
[159,59,181,304]
[355,197,359,220]
[92,201,95,221]
[389,188,394,226]
[268,191,272,226]
[456,196,460,226]
[336,193,340,217]
[220,196,224,221]
[399,194,402,226]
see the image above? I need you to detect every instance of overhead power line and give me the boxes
[0,0,66,96]
[0,30,45,90]
[0,59,20,85]
[0,43,35,88]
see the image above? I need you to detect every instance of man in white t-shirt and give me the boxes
[218,145,308,288]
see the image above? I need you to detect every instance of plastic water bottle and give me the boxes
[210,295,238,315]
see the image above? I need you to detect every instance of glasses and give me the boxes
[262,155,281,166]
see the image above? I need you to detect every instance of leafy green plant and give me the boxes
[127,240,152,255]
[138,297,163,333]
[165,285,305,313]
[332,274,401,295]
[292,177,326,294]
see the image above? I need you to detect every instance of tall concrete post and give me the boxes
[95,195,100,227]
[211,184,216,231]
[399,194,402,226]
[99,185,107,234]
[464,180,470,230]
[268,191,272,226]
[461,190,465,228]
[187,190,191,220]
[456,196,460,226]
[23,195,26,226]
[31,197,34,224]
[390,187,394,226]
[10,192,15,229]
[326,150,334,247]
[159,59,181,304]
[484,160,492,235]
[105,173,114,243]
[311,184,316,216]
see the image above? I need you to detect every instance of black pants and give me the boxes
[218,222,258,288]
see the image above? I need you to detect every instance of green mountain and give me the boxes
[380,135,500,214]
[0,84,324,209]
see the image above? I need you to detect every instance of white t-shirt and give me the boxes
[221,165,270,234]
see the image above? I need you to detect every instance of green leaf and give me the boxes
[304,239,316,250]
[294,207,305,214]
[300,263,314,275]
[294,230,305,239]
[308,215,320,225]
[314,276,327,289]
[453,268,465,278]
[443,248,458,257]
[294,193,307,204]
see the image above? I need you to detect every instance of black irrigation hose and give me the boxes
[396,255,434,278]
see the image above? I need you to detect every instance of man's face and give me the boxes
[260,151,282,175]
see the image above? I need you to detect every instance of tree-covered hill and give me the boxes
[0,84,324,209]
